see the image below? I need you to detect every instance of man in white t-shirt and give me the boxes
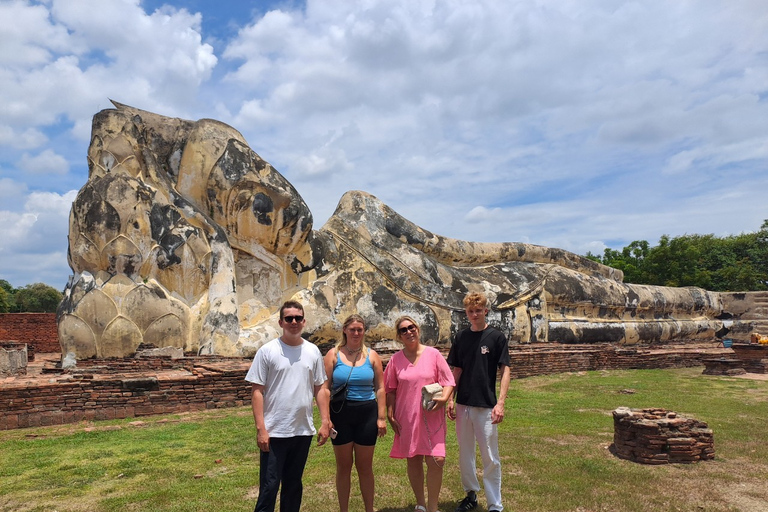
[245,300,331,512]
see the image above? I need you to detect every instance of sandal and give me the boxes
[414,506,427,512]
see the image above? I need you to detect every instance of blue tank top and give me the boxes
[332,351,376,401]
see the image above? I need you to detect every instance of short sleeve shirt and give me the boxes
[245,338,327,437]
[447,326,509,408]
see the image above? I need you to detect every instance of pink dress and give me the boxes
[384,346,455,458]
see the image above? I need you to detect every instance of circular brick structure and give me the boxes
[612,407,714,464]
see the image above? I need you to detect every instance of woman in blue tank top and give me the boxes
[323,314,386,512]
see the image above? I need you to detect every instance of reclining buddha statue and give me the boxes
[57,102,726,361]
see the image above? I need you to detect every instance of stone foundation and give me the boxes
[612,407,715,464]
[702,357,746,376]
[0,343,28,377]
[730,343,768,373]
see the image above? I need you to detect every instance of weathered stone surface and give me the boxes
[0,343,28,377]
[60,102,732,361]
[612,407,715,464]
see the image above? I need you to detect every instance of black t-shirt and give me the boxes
[447,326,510,408]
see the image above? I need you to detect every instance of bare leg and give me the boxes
[406,456,426,509]
[426,456,445,512]
[333,442,355,512]
[354,444,376,512]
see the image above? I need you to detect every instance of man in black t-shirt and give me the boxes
[447,292,511,512]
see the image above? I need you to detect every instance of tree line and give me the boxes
[0,280,63,313]
[585,221,768,292]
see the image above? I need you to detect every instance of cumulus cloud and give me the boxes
[1,0,767,287]
[0,0,217,135]
[0,189,77,287]
[217,0,768,240]
[0,190,76,253]
[465,206,504,224]
[18,149,69,175]
[0,126,47,150]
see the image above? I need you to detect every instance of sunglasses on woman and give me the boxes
[398,324,417,335]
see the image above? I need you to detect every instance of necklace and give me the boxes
[345,346,362,355]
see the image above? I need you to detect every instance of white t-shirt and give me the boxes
[245,337,327,437]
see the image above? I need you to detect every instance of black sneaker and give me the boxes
[455,491,478,512]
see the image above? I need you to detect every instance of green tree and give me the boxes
[0,280,16,312]
[592,240,651,284]
[0,287,11,313]
[587,221,768,292]
[13,283,63,313]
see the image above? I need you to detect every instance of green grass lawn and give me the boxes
[1,367,767,512]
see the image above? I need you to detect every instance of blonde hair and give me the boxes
[335,314,368,358]
[394,315,420,341]
[463,292,489,309]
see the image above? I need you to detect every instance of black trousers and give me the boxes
[255,435,313,512]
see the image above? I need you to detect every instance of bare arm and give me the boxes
[251,383,270,452]
[322,349,336,412]
[432,385,454,409]
[370,350,387,437]
[386,391,401,437]
[447,366,462,420]
[314,381,332,445]
[492,365,511,424]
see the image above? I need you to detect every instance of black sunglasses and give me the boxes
[398,324,417,335]
[283,315,304,323]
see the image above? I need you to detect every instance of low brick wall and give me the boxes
[0,343,729,431]
[730,343,768,373]
[0,357,252,430]
[0,313,59,355]
[506,343,714,378]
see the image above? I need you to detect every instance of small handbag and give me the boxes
[421,383,444,410]
[330,383,348,405]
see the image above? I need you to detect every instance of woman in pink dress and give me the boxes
[385,316,455,512]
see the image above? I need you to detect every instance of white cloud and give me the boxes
[0,189,77,287]
[0,0,76,67]
[0,0,218,135]
[0,126,47,150]
[18,149,69,175]
[2,0,768,288]
[465,206,504,224]
[0,177,28,211]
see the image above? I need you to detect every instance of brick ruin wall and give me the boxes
[0,313,59,357]
[0,358,253,430]
[506,345,710,379]
[0,343,720,431]
[612,407,715,464]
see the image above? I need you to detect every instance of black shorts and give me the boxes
[330,399,378,446]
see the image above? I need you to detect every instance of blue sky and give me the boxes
[1,0,767,289]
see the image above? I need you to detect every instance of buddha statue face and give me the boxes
[193,135,314,261]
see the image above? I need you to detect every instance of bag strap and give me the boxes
[331,348,359,413]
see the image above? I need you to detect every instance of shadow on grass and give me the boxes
[378,501,465,512]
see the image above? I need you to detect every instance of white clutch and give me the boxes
[421,383,443,410]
